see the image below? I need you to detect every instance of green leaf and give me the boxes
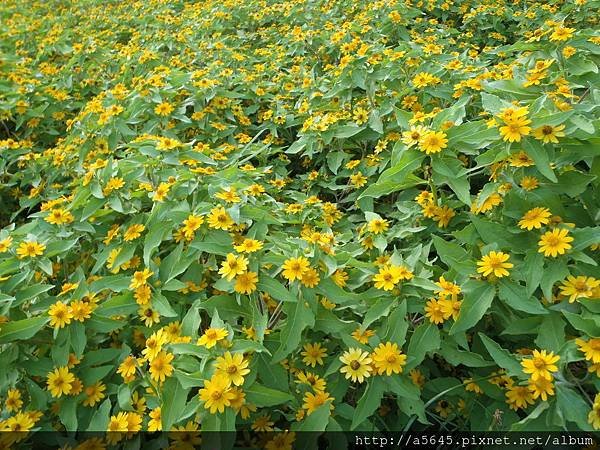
[534,313,565,353]
[432,235,476,276]
[523,250,544,296]
[357,174,425,199]
[556,385,593,430]
[478,333,523,378]
[498,280,548,315]
[245,384,293,407]
[161,377,190,431]
[351,377,386,430]
[522,139,557,182]
[431,156,471,205]
[258,277,297,302]
[562,311,600,337]
[94,292,137,317]
[0,316,49,343]
[449,280,495,335]
[362,298,394,330]
[272,299,315,362]
[406,323,440,370]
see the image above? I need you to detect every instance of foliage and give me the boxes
[0,0,600,443]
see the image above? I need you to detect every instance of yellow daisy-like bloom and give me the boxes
[5,388,23,413]
[45,208,74,225]
[296,371,327,392]
[351,328,375,344]
[148,407,162,431]
[424,298,446,324]
[46,366,75,398]
[181,214,204,238]
[123,223,145,241]
[207,206,234,230]
[589,404,600,430]
[0,236,13,253]
[218,253,249,281]
[418,130,448,154]
[299,267,320,288]
[373,265,403,291]
[234,271,258,294]
[521,349,560,381]
[16,240,46,259]
[2,411,34,434]
[559,275,600,302]
[505,385,535,411]
[528,376,555,401]
[48,301,73,329]
[476,251,513,278]
[339,348,372,383]
[301,342,327,367]
[130,268,153,289]
[371,342,407,376]
[82,381,106,407]
[281,256,310,282]
[518,207,552,230]
[199,375,236,414]
[576,338,600,364]
[439,296,462,321]
[70,300,92,322]
[154,101,174,116]
[117,355,138,381]
[198,327,228,349]
[302,390,334,415]
[234,238,264,253]
[538,228,573,257]
[214,351,250,386]
[499,115,531,143]
[148,351,174,382]
[367,218,389,234]
[402,125,428,147]
[532,124,565,144]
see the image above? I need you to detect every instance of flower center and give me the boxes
[227,365,238,374]
[350,360,361,370]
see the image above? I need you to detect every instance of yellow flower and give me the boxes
[299,267,320,288]
[351,328,375,344]
[219,253,248,281]
[371,342,407,375]
[207,206,234,230]
[198,327,228,349]
[505,385,535,411]
[148,407,162,431]
[538,228,573,257]
[528,376,554,401]
[214,352,250,386]
[16,241,46,259]
[424,298,445,324]
[0,236,13,253]
[148,351,174,382]
[560,275,600,302]
[5,388,23,413]
[45,208,74,225]
[199,375,236,414]
[123,223,145,241]
[521,349,560,381]
[70,300,92,322]
[518,207,552,230]
[476,251,513,278]
[130,268,153,289]
[234,238,263,253]
[499,116,531,142]
[549,26,574,42]
[154,102,174,116]
[302,391,334,415]
[576,338,600,364]
[82,381,106,407]
[46,366,75,398]
[367,218,389,234]
[182,214,204,238]
[281,256,310,282]
[153,182,171,202]
[418,130,448,154]
[301,343,327,367]
[339,348,372,383]
[234,271,258,294]
[2,411,34,434]
[532,124,565,144]
[117,355,138,381]
[296,371,327,392]
[48,301,73,329]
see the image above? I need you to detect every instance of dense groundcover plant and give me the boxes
[0,0,600,445]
